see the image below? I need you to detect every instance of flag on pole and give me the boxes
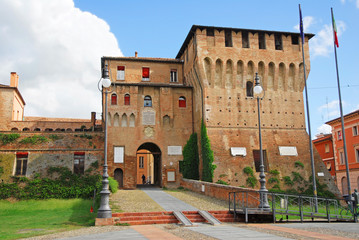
[332,11,339,48]
[299,4,305,44]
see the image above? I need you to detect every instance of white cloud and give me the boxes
[318,100,347,118]
[294,16,315,32]
[316,124,332,135]
[310,21,346,57]
[0,0,122,119]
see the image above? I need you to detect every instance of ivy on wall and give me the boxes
[201,120,216,182]
[180,133,199,180]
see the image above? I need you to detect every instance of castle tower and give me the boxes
[176,25,338,193]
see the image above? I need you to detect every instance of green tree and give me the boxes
[181,133,199,180]
[201,120,216,182]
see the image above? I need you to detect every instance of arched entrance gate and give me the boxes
[136,142,162,186]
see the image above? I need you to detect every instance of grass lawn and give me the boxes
[0,199,96,240]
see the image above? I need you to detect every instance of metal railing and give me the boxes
[229,190,357,223]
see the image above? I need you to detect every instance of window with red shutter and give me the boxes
[124,94,130,105]
[179,96,186,108]
[111,93,117,105]
[142,67,150,81]
[117,66,125,80]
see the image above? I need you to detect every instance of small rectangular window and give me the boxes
[139,156,144,169]
[253,150,268,172]
[325,144,330,153]
[353,126,358,136]
[258,32,266,49]
[291,35,299,45]
[339,151,345,164]
[170,69,178,82]
[225,30,232,47]
[117,66,125,80]
[142,67,150,81]
[338,131,342,140]
[242,31,249,48]
[15,153,28,176]
[356,149,359,163]
[74,152,85,174]
[274,34,283,50]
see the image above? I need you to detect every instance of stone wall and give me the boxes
[180,178,259,207]
[0,132,104,182]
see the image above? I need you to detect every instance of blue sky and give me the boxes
[0,0,358,137]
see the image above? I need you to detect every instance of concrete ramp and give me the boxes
[198,210,221,225]
[173,211,193,227]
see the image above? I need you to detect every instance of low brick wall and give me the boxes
[180,178,260,207]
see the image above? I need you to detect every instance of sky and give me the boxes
[0,0,358,137]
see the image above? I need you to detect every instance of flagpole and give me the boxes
[299,4,318,209]
[331,7,351,197]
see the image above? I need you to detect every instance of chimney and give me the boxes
[135,51,138,57]
[10,72,19,88]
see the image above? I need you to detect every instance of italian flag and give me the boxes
[332,14,339,48]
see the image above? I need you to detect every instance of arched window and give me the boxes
[22,128,30,131]
[342,177,348,195]
[124,94,130,105]
[111,93,117,105]
[34,128,41,131]
[11,128,18,131]
[144,95,152,107]
[246,81,253,97]
[179,96,186,108]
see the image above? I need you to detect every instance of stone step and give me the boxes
[116,219,179,225]
[118,215,177,221]
[113,211,173,217]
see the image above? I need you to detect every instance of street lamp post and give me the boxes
[97,63,112,218]
[253,72,270,210]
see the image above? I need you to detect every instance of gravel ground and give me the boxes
[110,189,164,212]
[164,189,228,211]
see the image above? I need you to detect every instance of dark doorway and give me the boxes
[136,142,162,187]
[114,168,123,188]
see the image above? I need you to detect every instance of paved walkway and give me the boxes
[58,188,359,240]
[188,224,292,240]
[140,187,198,211]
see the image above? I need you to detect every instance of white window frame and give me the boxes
[325,144,329,153]
[339,150,345,165]
[355,147,359,163]
[114,146,124,163]
[337,130,342,140]
[353,126,358,136]
[170,69,178,82]
[117,66,125,80]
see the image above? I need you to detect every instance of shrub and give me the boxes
[201,120,216,182]
[295,161,304,168]
[0,167,101,200]
[181,133,199,180]
[243,167,254,175]
[246,176,257,188]
[283,176,294,186]
[0,133,20,144]
[108,176,119,193]
[216,179,229,185]
[292,171,304,182]
[268,177,279,184]
[49,134,63,141]
[20,135,48,144]
[243,167,257,188]
[269,169,280,176]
